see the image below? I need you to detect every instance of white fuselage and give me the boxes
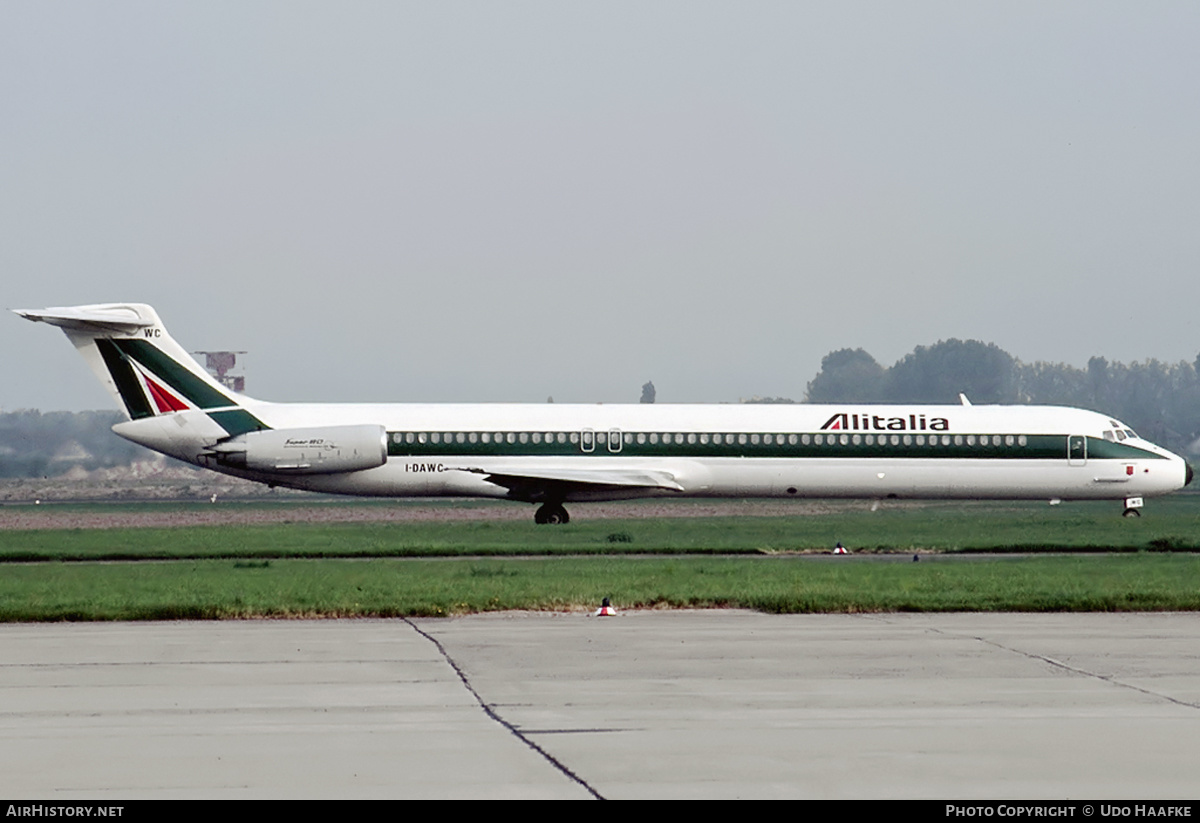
[112,400,1191,504]
[22,303,1191,519]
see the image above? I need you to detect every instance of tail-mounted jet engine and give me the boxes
[207,424,387,474]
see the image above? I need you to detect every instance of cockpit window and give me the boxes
[1107,420,1139,441]
[1103,431,1115,442]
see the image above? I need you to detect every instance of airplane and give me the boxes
[15,302,1194,523]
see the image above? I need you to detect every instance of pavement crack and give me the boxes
[986,636,1200,709]
[927,627,1200,711]
[403,618,605,800]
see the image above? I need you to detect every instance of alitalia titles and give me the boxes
[822,412,950,432]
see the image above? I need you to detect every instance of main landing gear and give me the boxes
[534,503,570,525]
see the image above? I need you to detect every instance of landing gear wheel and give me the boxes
[1122,507,1141,518]
[534,503,570,525]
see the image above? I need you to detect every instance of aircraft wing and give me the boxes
[456,465,684,499]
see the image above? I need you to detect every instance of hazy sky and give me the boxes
[4,2,1198,411]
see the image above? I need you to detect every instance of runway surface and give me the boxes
[3,611,1199,799]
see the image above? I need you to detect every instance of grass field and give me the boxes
[3,497,1199,560]
[1,496,1198,619]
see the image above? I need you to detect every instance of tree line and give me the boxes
[0,410,145,478]
[801,340,1200,454]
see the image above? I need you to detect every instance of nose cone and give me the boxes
[1187,462,1195,487]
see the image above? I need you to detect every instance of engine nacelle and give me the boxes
[208,424,388,475]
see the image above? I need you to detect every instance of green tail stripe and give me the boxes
[207,408,269,437]
[111,339,233,410]
[106,338,269,435]
[96,339,154,420]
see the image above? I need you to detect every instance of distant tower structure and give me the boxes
[195,351,247,393]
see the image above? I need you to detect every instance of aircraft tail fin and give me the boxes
[14,303,267,436]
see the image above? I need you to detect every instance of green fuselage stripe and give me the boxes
[384,432,1164,461]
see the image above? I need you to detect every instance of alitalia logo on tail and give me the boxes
[821,412,950,432]
[91,335,269,436]
[141,372,190,413]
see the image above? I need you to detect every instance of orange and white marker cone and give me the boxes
[833,542,849,554]
[595,597,618,616]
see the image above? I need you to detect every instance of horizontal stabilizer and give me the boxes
[13,305,154,334]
